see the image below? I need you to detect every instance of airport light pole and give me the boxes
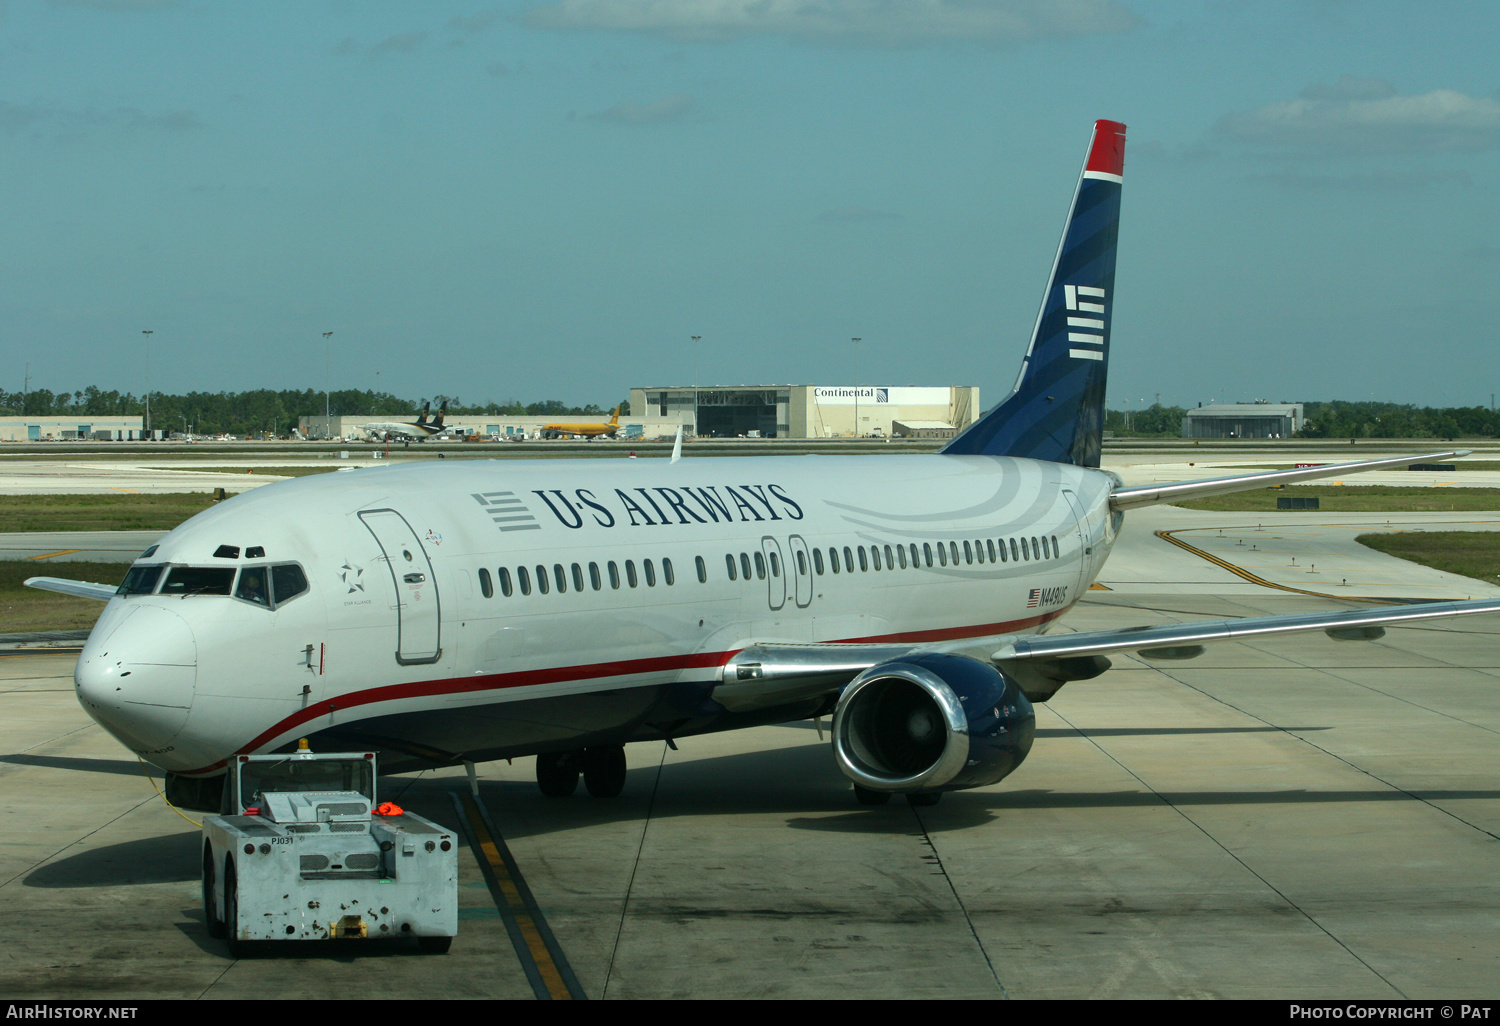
[323,331,334,439]
[141,330,152,439]
[692,336,701,437]
[851,338,862,438]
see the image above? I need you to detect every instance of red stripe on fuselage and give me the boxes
[180,607,1072,775]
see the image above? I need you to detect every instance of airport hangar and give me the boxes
[0,415,146,441]
[629,385,980,439]
[1181,403,1304,440]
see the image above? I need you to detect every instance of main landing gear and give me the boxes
[852,785,942,807]
[535,746,627,798]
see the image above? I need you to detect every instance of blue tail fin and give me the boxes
[940,120,1125,467]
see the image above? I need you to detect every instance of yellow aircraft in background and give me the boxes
[541,406,620,440]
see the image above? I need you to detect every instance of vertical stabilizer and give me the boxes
[433,400,447,430]
[940,120,1125,467]
[415,402,430,427]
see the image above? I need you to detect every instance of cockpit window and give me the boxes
[139,545,159,560]
[160,566,236,596]
[235,566,270,606]
[271,563,308,605]
[118,564,164,596]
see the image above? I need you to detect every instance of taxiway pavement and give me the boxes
[2,504,1499,999]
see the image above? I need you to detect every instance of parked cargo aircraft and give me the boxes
[363,399,449,441]
[541,406,620,440]
[30,121,1500,812]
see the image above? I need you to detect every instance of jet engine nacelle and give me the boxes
[831,653,1035,794]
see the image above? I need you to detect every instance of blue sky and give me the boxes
[2,1,1498,411]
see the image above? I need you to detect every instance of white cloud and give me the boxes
[521,0,1140,47]
[1219,77,1500,154]
[587,93,697,124]
[0,99,200,134]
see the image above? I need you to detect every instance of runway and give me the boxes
[3,504,1499,999]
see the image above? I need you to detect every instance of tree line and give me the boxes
[0,386,630,437]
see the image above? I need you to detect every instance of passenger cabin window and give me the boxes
[859,546,869,572]
[590,562,602,591]
[663,558,675,586]
[554,564,567,593]
[753,552,766,580]
[829,548,840,573]
[696,556,706,584]
[478,568,493,598]
[644,559,656,587]
[923,543,933,567]
[740,553,752,579]
[796,550,806,576]
[572,563,584,592]
[725,554,738,581]
[535,565,549,594]
[626,560,638,588]
[937,544,947,567]
[609,561,621,589]
[499,567,514,597]
[963,541,973,564]
[814,549,825,575]
[518,566,532,596]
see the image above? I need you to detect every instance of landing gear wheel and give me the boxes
[853,785,892,806]
[582,745,627,798]
[906,793,942,807]
[203,848,226,939]
[535,752,580,797]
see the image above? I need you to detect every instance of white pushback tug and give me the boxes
[200,740,457,954]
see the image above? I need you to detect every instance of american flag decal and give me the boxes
[1027,588,1041,608]
[472,490,541,532]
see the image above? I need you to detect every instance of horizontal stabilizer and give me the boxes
[1110,449,1471,511]
[24,577,117,601]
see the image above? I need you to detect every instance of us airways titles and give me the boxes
[524,483,805,530]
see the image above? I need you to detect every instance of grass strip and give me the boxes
[1,560,132,632]
[0,493,217,533]
[1355,532,1500,588]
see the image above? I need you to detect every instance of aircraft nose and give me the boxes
[75,605,197,756]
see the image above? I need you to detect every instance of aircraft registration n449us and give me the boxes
[30,120,1500,811]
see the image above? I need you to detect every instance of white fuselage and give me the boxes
[74,454,1121,777]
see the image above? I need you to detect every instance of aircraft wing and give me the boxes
[714,597,1500,711]
[24,576,117,601]
[1110,448,1469,510]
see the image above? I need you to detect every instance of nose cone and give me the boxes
[76,604,197,756]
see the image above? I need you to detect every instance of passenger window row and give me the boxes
[477,532,1062,600]
[479,555,703,599]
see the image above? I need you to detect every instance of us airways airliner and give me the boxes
[30,120,1500,812]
